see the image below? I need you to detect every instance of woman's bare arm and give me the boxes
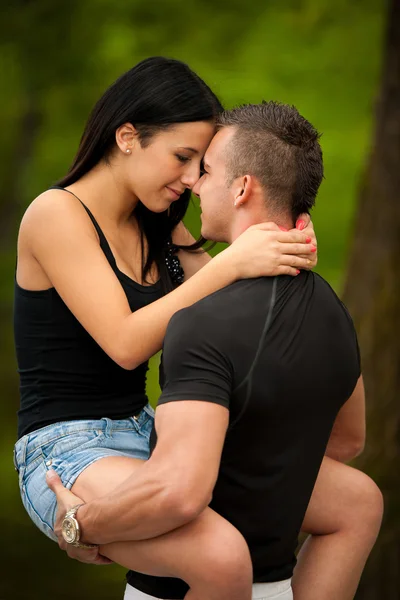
[20,190,314,370]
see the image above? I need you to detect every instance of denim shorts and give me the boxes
[13,404,154,543]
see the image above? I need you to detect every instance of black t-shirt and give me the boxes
[127,272,361,598]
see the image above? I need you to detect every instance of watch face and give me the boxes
[62,517,78,544]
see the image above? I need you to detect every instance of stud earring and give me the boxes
[126,148,131,154]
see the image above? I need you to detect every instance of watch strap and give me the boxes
[65,504,85,519]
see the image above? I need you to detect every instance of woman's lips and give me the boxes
[166,186,182,199]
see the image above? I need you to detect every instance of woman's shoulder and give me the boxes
[23,187,84,222]
[19,188,97,245]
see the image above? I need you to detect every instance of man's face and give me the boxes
[193,127,236,243]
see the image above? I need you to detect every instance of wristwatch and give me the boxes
[61,504,98,549]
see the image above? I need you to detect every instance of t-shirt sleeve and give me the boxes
[158,306,234,408]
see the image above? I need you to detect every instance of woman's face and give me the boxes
[121,121,216,213]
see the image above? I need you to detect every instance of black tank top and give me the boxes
[14,188,179,439]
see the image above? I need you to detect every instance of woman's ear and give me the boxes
[115,123,138,155]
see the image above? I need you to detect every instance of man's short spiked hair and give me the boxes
[218,101,323,219]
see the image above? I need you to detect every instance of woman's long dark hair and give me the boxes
[57,57,223,292]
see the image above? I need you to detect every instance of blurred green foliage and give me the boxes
[0,1,385,598]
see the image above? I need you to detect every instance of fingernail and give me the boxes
[305,236,312,243]
[279,226,288,231]
[296,269,300,275]
[311,245,317,252]
[296,220,305,231]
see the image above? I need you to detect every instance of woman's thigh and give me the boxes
[72,455,251,582]
[16,409,251,590]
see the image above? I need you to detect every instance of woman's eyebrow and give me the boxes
[177,146,199,154]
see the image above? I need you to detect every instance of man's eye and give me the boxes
[176,154,190,163]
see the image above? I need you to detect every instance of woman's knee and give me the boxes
[196,521,253,592]
[349,471,384,531]
[303,460,384,538]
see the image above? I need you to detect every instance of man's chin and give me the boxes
[201,227,227,244]
[200,225,212,241]
[200,224,207,238]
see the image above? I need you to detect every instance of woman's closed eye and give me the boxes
[175,154,191,164]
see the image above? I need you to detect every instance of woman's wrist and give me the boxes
[210,247,239,284]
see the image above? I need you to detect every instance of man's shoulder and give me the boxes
[311,271,339,295]
[168,277,273,333]
[181,277,275,313]
[311,272,354,318]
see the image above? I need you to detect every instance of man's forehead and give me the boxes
[204,127,235,165]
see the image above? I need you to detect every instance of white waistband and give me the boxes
[253,578,292,598]
[124,579,292,600]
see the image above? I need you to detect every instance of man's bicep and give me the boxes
[152,308,233,509]
[152,400,229,510]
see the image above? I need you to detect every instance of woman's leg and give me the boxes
[71,456,253,600]
[292,456,383,600]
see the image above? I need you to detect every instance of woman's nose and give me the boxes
[192,179,201,198]
[181,163,201,189]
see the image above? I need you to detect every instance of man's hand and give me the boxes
[46,469,112,565]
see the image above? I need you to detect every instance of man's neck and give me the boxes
[230,212,294,242]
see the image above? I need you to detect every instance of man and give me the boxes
[48,102,381,600]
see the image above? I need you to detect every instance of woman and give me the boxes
[14,57,381,600]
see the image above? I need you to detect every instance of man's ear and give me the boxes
[115,123,138,154]
[233,175,253,207]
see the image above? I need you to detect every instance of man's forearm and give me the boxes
[77,460,196,545]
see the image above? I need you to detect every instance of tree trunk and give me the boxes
[342,0,400,597]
